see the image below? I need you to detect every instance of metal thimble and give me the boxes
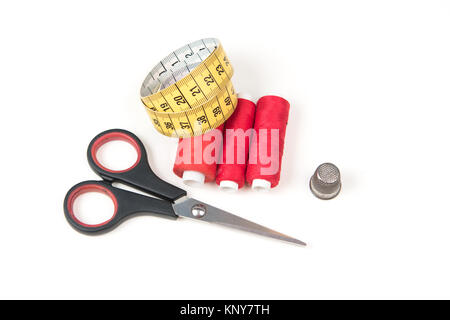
[310,163,341,200]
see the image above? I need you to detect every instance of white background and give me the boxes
[1,0,449,299]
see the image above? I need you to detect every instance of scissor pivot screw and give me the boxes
[191,204,207,218]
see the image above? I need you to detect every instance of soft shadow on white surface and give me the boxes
[1,0,450,300]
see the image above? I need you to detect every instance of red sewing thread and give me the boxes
[246,95,290,190]
[173,125,224,185]
[216,95,257,190]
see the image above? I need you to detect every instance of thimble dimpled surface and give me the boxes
[310,163,341,200]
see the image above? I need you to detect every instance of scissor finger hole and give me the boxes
[91,132,142,173]
[67,184,118,227]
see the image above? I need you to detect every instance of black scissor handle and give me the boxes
[64,180,178,234]
[87,129,186,202]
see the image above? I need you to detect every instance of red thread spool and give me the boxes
[173,125,224,186]
[246,95,290,191]
[216,94,257,191]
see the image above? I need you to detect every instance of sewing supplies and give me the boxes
[140,38,237,138]
[63,129,306,246]
[216,94,256,191]
[246,96,290,191]
[173,125,224,186]
[310,163,341,200]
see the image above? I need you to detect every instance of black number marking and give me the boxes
[197,116,207,124]
[223,56,229,66]
[216,65,225,75]
[213,106,222,117]
[160,103,171,111]
[165,122,174,130]
[153,119,160,126]
[224,97,232,106]
[174,96,186,105]
[190,86,201,97]
[185,52,194,59]
[180,121,190,129]
[204,75,214,86]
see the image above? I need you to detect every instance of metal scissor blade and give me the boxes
[173,198,306,246]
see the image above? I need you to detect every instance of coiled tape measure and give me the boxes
[140,38,237,138]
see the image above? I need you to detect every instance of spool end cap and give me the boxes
[252,179,271,191]
[219,180,239,192]
[182,171,205,186]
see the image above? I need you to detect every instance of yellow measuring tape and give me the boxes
[140,38,237,138]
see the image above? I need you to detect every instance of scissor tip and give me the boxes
[293,239,307,247]
[280,236,307,246]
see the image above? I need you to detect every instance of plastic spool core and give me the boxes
[219,180,239,192]
[182,170,205,186]
[252,179,271,191]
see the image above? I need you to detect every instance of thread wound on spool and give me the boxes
[173,125,224,184]
[246,95,290,189]
[216,96,257,189]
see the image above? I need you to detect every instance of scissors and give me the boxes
[63,129,306,246]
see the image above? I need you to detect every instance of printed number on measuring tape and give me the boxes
[140,38,237,138]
